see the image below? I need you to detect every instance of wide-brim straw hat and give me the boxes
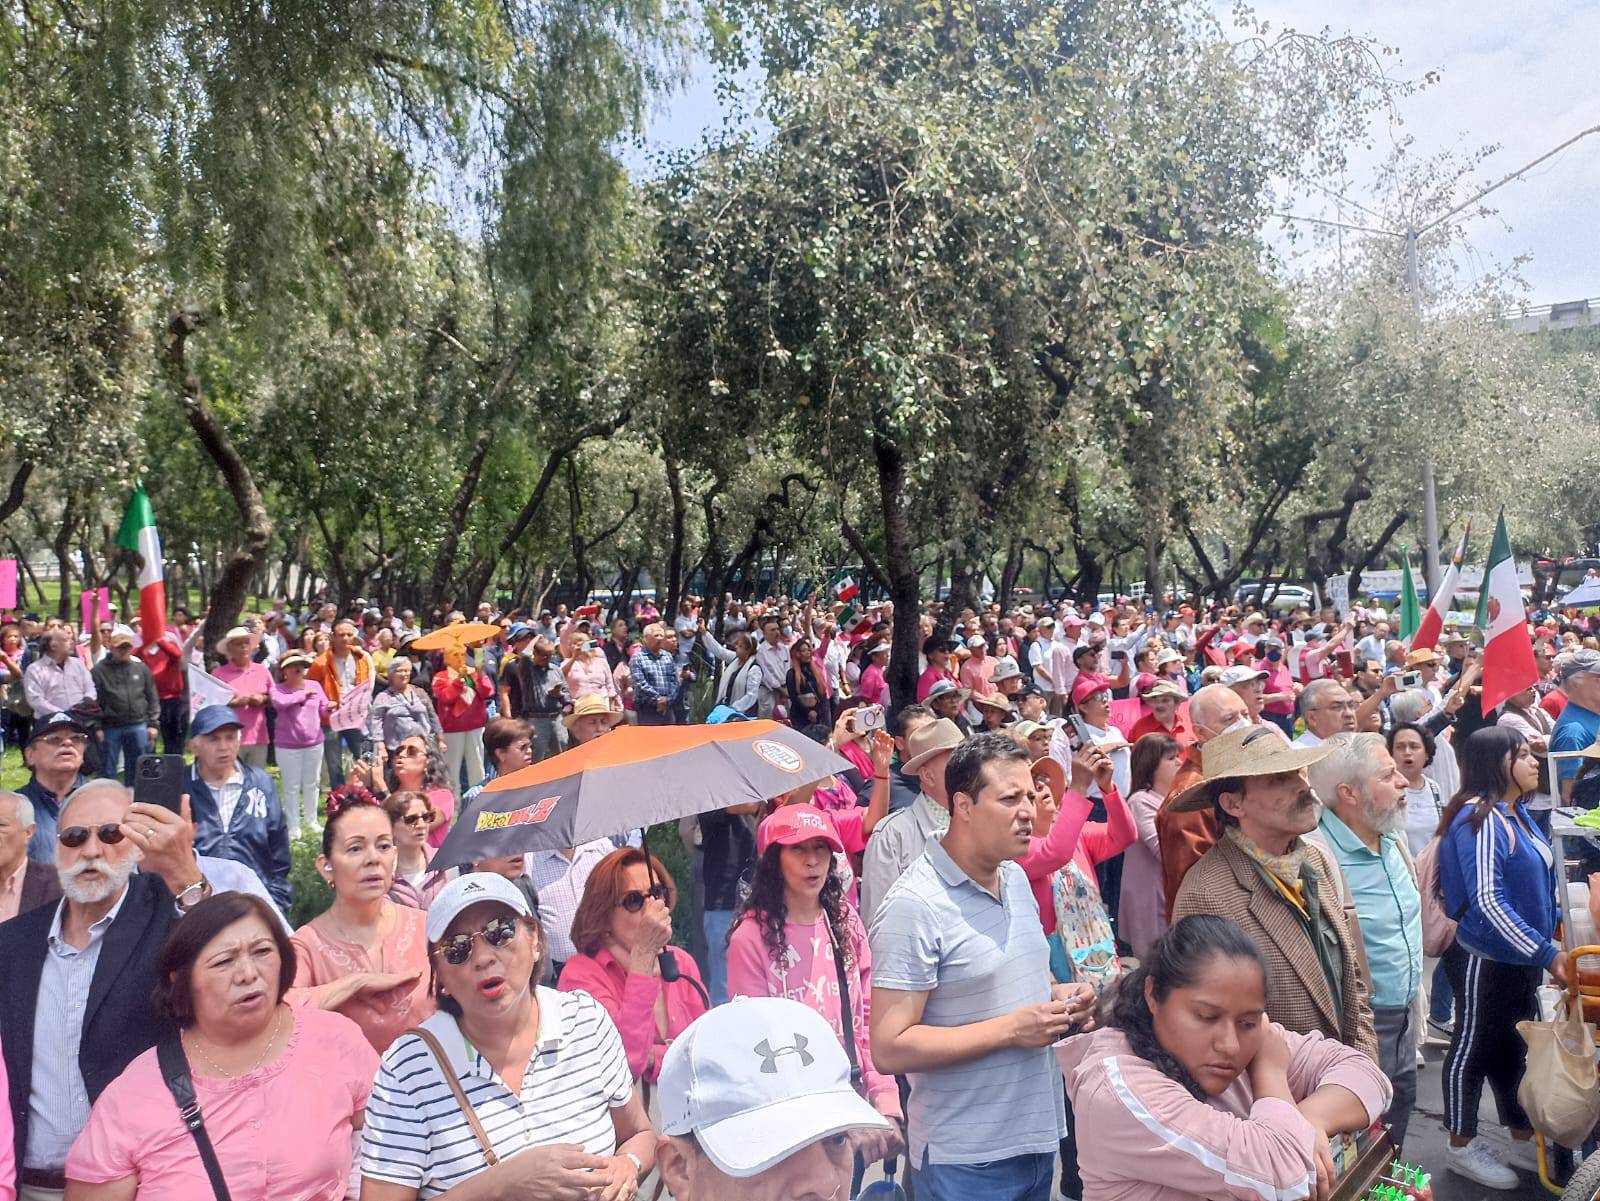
[563,693,625,730]
[901,718,965,772]
[1166,723,1333,813]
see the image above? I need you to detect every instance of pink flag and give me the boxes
[78,587,111,631]
[0,559,15,611]
[79,589,94,632]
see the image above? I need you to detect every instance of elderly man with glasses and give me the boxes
[1291,678,1360,749]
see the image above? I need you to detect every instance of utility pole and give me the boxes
[1281,123,1600,597]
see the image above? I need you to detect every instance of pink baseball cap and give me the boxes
[756,803,845,856]
[1070,672,1113,707]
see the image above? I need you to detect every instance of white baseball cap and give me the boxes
[659,997,890,1178]
[1219,665,1269,687]
[425,871,532,943]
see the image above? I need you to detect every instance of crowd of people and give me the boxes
[0,585,1597,1200]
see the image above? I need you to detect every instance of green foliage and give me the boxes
[287,825,334,930]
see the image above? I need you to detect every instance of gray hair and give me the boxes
[0,790,34,828]
[1298,678,1349,717]
[1387,688,1435,726]
[1306,732,1391,807]
[58,778,133,826]
[1557,649,1600,684]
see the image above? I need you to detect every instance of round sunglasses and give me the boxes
[58,824,126,849]
[433,915,522,965]
[618,884,669,913]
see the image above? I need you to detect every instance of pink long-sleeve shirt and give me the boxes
[726,906,901,1118]
[1059,1023,1391,1201]
[269,679,331,749]
[558,947,708,1083]
[1018,786,1136,934]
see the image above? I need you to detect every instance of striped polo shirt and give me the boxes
[868,839,1066,1166]
[361,987,632,1197]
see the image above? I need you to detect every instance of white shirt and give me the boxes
[527,839,616,962]
[1291,730,1323,749]
[209,767,245,832]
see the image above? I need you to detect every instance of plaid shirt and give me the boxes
[629,648,680,706]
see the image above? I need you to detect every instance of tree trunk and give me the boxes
[163,310,273,656]
[53,496,75,620]
[0,460,33,531]
[429,427,494,606]
[998,539,1023,609]
[663,455,687,618]
[1144,532,1163,608]
[875,435,921,711]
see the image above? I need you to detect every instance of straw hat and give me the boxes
[972,693,1013,716]
[563,693,624,730]
[901,718,964,772]
[1404,647,1440,668]
[1166,723,1333,813]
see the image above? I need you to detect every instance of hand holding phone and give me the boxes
[133,754,187,813]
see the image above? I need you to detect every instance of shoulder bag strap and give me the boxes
[409,1027,501,1168]
[828,924,863,1092]
[157,1034,234,1201]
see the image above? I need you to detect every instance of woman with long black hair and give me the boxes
[1059,915,1388,1201]
[1435,725,1569,1190]
[724,804,903,1168]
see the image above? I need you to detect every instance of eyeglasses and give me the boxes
[58,824,126,849]
[433,915,522,965]
[400,810,439,827]
[617,885,669,913]
[394,745,425,757]
[37,734,86,749]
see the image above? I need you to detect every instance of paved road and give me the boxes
[1409,1038,1562,1201]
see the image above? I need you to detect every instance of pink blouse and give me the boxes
[726,907,900,1117]
[558,946,708,1082]
[288,902,436,1053]
[564,653,622,707]
[1017,787,1136,934]
[66,1007,376,1201]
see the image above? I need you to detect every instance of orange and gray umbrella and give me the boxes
[431,719,853,868]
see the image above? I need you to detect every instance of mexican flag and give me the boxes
[832,572,859,603]
[1475,510,1538,713]
[115,484,167,645]
[1398,548,1421,642]
[1412,521,1471,652]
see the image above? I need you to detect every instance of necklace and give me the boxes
[187,1007,287,1079]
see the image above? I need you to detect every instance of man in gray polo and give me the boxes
[869,732,1091,1201]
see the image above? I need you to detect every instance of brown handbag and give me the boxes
[409,1026,501,1168]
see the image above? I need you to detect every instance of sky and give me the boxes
[634,1,1600,307]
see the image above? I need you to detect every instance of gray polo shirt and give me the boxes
[869,839,1066,1166]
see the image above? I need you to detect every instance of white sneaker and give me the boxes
[1446,1141,1520,1190]
[1505,1139,1541,1173]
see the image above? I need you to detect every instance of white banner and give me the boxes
[187,664,236,718]
[1326,576,1349,617]
[1351,562,1532,598]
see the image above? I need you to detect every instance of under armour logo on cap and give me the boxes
[754,1035,813,1074]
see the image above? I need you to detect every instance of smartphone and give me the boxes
[1399,670,1422,690]
[1067,713,1093,749]
[1335,649,1354,679]
[133,754,187,813]
[851,704,886,735]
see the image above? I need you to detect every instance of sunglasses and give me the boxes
[400,810,439,827]
[617,885,669,913]
[59,824,126,849]
[433,915,522,965]
[37,734,87,749]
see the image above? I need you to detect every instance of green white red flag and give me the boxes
[832,572,859,603]
[1412,521,1471,652]
[114,484,167,645]
[1475,510,1538,713]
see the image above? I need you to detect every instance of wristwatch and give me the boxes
[173,876,213,914]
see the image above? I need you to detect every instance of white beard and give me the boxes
[58,853,138,904]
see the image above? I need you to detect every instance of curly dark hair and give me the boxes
[384,738,450,793]
[1096,915,1267,1100]
[729,843,852,970]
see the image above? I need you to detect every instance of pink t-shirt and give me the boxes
[424,786,455,850]
[66,1007,376,1200]
[288,902,436,1053]
[214,662,274,745]
[726,907,900,1117]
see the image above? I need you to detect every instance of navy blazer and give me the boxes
[0,873,179,1177]
[185,764,292,908]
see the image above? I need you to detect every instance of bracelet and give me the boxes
[622,1150,644,1178]
[875,774,890,781]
